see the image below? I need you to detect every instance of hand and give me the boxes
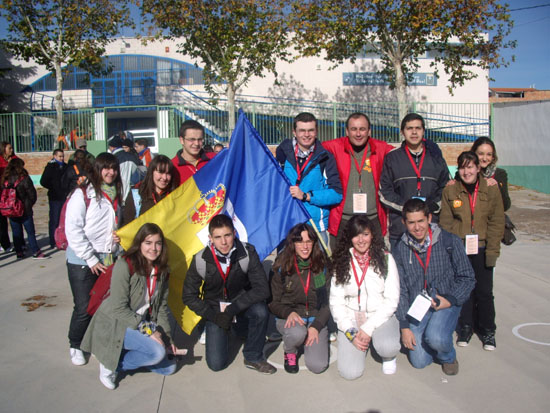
[304,327,319,346]
[112,231,121,244]
[149,330,164,346]
[289,186,306,201]
[284,312,306,328]
[432,295,451,311]
[446,179,456,187]
[90,262,107,276]
[401,328,416,350]
[486,177,498,186]
[214,312,233,331]
[352,329,371,352]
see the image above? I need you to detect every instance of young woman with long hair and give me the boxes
[136,154,179,216]
[81,223,177,389]
[0,141,18,252]
[330,215,400,379]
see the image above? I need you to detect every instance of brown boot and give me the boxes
[442,358,459,376]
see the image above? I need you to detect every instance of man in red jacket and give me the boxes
[172,120,215,185]
[323,112,393,248]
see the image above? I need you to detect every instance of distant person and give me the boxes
[40,149,68,249]
[172,120,214,185]
[1,158,46,259]
[0,141,17,252]
[380,113,449,250]
[395,199,475,376]
[63,149,93,193]
[72,138,95,163]
[440,151,504,351]
[269,223,330,374]
[134,138,155,168]
[56,129,70,151]
[330,215,400,379]
[323,113,393,249]
[182,214,276,374]
[203,144,214,153]
[108,135,140,201]
[213,143,225,154]
[81,223,178,390]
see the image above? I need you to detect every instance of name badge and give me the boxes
[465,234,479,255]
[407,292,432,322]
[353,192,367,214]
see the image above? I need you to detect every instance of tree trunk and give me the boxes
[54,62,64,136]
[227,84,236,139]
[394,62,408,137]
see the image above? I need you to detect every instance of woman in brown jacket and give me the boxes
[440,151,504,351]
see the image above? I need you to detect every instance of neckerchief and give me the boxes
[482,163,497,179]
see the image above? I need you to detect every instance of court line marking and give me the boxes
[512,322,550,346]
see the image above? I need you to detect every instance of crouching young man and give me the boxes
[182,215,276,374]
[393,199,475,375]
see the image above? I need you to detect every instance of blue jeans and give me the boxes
[118,328,176,375]
[407,305,461,368]
[48,200,64,248]
[9,214,39,254]
[205,302,269,371]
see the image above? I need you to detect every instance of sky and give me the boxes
[0,1,548,90]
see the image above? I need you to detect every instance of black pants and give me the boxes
[459,248,496,333]
[67,262,96,348]
[0,214,10,250]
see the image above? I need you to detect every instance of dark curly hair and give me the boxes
[272,223,327,276]
[331,215,388,285]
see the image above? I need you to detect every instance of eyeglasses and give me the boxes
[295,240,313,246]
[185,138,204,143]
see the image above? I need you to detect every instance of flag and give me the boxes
[118,111,311,334]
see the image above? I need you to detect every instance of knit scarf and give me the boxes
[482,163,497,179]
[100,182,117,201]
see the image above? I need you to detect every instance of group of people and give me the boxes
[3,110,509,390]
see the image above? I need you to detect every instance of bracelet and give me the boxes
[345,327,358,343]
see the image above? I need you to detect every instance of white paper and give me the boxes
[465,234,479,255]
[407,293,432,322]
[353,192,367,214]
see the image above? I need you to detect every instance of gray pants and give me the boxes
[337,315,400,380]
[276,319,329,374]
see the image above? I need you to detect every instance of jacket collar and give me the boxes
[176,149,210,167]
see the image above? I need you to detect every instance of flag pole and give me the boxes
[308,218,331,258]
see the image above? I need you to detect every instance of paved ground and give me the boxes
[1,187,549,412]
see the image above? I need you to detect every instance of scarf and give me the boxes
[406,224,436,253]
[352,248,370,272]
[482,163,497,179]
[100,182,117,201]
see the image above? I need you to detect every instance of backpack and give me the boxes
[87,258,134,316]
[54,187,90,250]
[0,176,25,218]
[194,244,250,279]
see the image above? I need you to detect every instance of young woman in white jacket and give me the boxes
[330,215,400,379]
[65,152,123,366]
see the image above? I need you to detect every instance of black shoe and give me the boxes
[284,352,299,374]
[456,325,473,347]
[244,359,276,374]
[482,331,496,351]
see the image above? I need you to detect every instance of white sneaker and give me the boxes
[382,358,397,375]
[329,332,337,342]
[99,363,117,390]
[199,330,206,345]
[69,348,86,366]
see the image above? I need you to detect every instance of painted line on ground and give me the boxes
[512,322,550,346]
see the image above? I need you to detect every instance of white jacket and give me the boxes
[330,249,400,336]
[65,184,117,267]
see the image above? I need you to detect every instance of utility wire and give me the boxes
[510,4,550,12]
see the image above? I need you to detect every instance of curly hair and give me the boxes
[331,215,388,285]
[123,223,169,277]
[272,223,327,276]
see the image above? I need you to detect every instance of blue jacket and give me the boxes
[276,139,342,232]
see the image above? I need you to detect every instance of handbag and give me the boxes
[502,214,516,246]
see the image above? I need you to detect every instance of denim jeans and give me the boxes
[48,200,64,248]
[205,301,269,371]
[67,262,97,349]
[407,305,461,368]
[118,328,176,375]
[9,214,39,254]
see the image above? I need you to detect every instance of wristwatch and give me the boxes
[302,192,308,201]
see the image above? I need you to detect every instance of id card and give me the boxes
[220,301,237,323]
[407,292,432,322]
[355,311,367,328]
[353,192,367,214]
[465,234,479,255]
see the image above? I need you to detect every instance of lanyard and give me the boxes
[102,191,119,224]
[350,253,370,311]
[146,267,158,315]
[294,144,314,183]
[467,180,480,233]
[211,245,232,300]
[351,143,370,190]
[413,227,433,291]
[405,146,426,196]
[294,256,311,315]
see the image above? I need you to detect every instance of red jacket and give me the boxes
[171,149,215,185]
[322,137,393,236]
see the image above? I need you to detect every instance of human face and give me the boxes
[351,228,373,255]
[122,146,131,153]
[294,230,314,260]
[293,121,317,152]
[209,226,235,255]
[402,119,424,151]
[153,168,171,193]
[140,233,163,265]
[179,128,204,160]
[101,167,117,185]
[134,142,146,153]
[346,116,371,147]
[4,144,13,157]
[53,152,64,162]
[458,161,480,185]
[404,211,432,243]
[475,143,494,169]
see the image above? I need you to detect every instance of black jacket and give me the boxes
[182,239,269,322]
[40,160,68,201]
[5,174,37,216]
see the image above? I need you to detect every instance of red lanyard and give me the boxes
[351,253,370,311]
[293,256,311,314]
[102,191,119,224]
[405,146,426,196]
[467,180,480,233]
[294,144,314,182]
[211,245,232,300]
[146,267,158,315]
[413,227,433,291]
[351,144,369,190]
